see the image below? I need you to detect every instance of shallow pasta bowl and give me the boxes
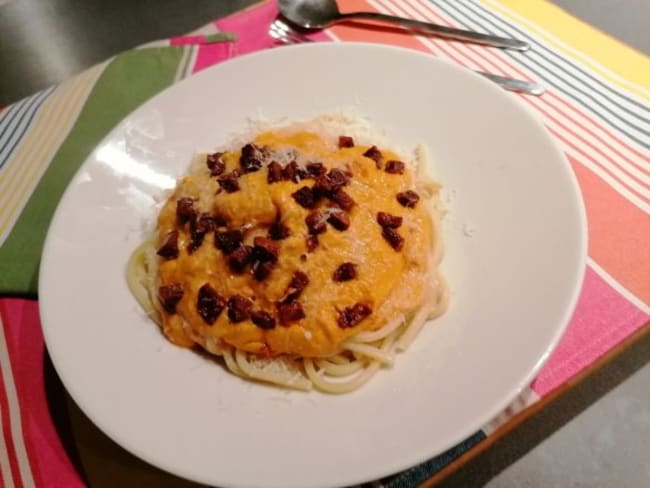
[39,43,586,488]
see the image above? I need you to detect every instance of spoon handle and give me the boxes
[337,11,529,51]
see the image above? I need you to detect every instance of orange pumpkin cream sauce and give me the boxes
[154,129,432,358]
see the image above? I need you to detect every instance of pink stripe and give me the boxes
[0,299,84,488]
[170,37,237,74]
[531,267,649,396]
[213,0,329,61]
[176,0,331,75]
[200,0,279,73]
[191,43,236,73]
[431,32,495,74]
[214,1,279,56]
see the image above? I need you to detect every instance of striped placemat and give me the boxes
[0,1,647,486]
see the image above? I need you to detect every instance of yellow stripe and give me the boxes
[0,76,87,233]
[0,73,95,237]
[0,65,104,239]
[0,77,85,199]
[483,0,650,99]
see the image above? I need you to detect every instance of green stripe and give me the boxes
[0,47,184,295]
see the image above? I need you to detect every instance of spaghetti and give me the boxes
[127,115,448,393]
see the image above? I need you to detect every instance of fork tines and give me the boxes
[270,19,314,44]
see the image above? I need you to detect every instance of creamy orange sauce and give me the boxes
[156,130,433,357]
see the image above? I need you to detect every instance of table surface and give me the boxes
[1,1,649,487]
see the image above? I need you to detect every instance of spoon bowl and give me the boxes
[279,0,340,29]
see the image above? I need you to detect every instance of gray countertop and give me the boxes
[1,1,648,486]
[440,334,650,488]
[488,362,649,488]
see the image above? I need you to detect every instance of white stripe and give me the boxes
[0,316,36,488]
[0,105,21,140]
[0,98,28,137]
[184,45,199,79]
[525,98,650,198]
[325,27,341,42]
[0,91,48,149]
[587,257,650,315]
[482,386,539,435]
[481,0,650,101]
[556,139,650,213]
[524,87,645,192]
[0,402,16,488]
[372,0,492,71]
[509,121,647,218]
[379,0,650,210]
[448,0,650,144]
[173,45,191,82]
[405,0,650,177]
[529,97,650,178]
[396,0,488,69]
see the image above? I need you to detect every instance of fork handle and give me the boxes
[478,72,545,95]
[337,11,529,51]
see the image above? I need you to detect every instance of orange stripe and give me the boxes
[570,155,650,305]
[331,0,431,51]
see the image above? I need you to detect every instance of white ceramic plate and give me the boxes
[39,43,586,488]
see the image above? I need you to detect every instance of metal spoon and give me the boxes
[279,0,529,51]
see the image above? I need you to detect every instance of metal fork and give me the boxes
[269,20,544,96]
